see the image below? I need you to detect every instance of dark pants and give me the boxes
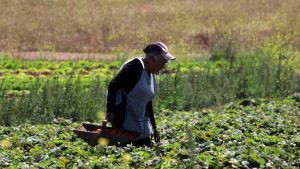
[131,137,152,147]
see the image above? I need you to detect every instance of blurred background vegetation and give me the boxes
[0,0,299,54]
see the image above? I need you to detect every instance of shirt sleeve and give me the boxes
[147,101,157,132]
[107,58,142,113]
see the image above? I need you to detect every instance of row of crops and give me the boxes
[1,97,299,168]
[0,46,299,125]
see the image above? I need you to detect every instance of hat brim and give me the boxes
[162,52,176,60]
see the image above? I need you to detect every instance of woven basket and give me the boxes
[73,122,141,146]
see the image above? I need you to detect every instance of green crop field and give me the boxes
[1,0,300,168]
[0,46,299,168]
[0,45,299,126]
[1,97,299,168]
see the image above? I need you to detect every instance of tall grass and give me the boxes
[0,0,300,53]
[156,44,297,110]
[0,46,297,126]
[0,76,106,126]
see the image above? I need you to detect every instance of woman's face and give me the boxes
[149,55,168,74]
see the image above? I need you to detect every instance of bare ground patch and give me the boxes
[12,52,119,61]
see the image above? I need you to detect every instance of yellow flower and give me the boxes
[97,112,106,120]
[0,140,11,149]
[98,137,109,146]
[122,153,131,162]
[58,157,70,168]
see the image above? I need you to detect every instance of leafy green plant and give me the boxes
[2,97,299,168]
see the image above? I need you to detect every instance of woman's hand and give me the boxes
[153,130,160,143]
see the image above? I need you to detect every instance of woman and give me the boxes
[106,42,176,147]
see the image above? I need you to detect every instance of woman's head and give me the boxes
[143,42,175,74]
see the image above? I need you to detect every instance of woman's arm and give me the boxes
[147,101,157,132]
[147,101,160,143]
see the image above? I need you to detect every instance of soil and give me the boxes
[13,52,118,61]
